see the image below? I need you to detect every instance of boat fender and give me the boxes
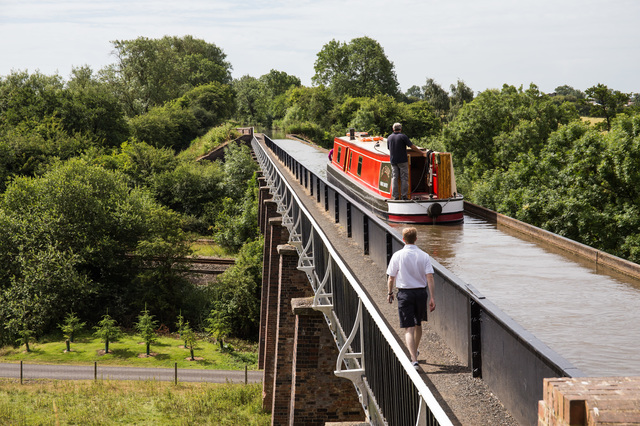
[427,203,442,217]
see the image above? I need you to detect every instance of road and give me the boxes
[0,362,263,384]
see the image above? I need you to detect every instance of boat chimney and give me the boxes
[349,128,355,140]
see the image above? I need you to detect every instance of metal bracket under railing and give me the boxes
[334,300,369,419]
[288,212,304,251]
[311,257,334,320]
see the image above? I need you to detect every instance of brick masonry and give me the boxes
[289,297,365,425]
[538,377,640,425]
[269,244,315,424]
[258,198,279,371]
[261,216,289,410]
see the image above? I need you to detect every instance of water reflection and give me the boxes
[274,138,640,377]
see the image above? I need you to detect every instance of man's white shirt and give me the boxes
[386,244,434,289]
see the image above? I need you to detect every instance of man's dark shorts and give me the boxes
[397,287,428,328]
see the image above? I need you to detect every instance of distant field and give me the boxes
[580,116,605,125]
[0,379,270,425]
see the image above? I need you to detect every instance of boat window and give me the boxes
[357,156,363,176]
[337,147,342,164]
[347,152,352,171]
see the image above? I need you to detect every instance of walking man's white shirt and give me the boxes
[386,227,436,370]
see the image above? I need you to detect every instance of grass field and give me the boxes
[190,239,235,257]
[580,116,606,125]
[0,333,258,371]
[0,379,270,425]
[0,334,267,424]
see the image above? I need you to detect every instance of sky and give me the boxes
[1,0,639,95]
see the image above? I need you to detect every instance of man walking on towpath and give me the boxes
[386,227,436,370]
[387,122,426,200]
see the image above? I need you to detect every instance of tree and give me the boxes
[554,85,585,99]
[450,80,474,106]
[585,83,630,131]
[282,86,336,130]
[0,70,64,128]
[182,323,197,361]
[59,311,86,352]
[403,101,442,138]
[60,66,130,147]
[551,85,590,116]
[1,246,92,346]
[17,329,35,353]
[221,142,260,201]
[175,82,235,130]
[175,311,188,347]
[93,312,122,354]
[443,84,578,181]
[405,85,424,101]
[131,206,193,324]
[0,157,196,339]
[259,70,302,124]
[233,75,269,125]
[105,140,179,188]
[129,81,236,151]
[343,94,403,137]
[422,78,450,116]
[313,37,399,98]
[128,100,199,150]
[206,305,232,350]
[3,297,37,353]
[259,69,301,98]
[214,158,259,251]
[103,35,232,116]
[135,305,158,356]
[206,238,263,340]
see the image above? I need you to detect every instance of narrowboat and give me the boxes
[326,130,464,224]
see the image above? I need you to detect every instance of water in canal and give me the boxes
[271,139,640,377]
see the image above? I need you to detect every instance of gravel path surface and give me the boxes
[264,139,519,425]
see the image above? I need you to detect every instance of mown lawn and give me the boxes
[0,333,258,371]
[0,379,270,425]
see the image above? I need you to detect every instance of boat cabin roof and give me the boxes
[335,134,390,156]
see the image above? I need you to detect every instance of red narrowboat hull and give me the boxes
[327,133,464,225]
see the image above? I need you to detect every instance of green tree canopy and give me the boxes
[554,85,585,99]
[0,71,64,128]
[0,158,194,341]
[60,66,130,147]
[282,85,336,130]
[135,305,158,356]
[207,238,263,339]
[585,83,630,131]
[443,84,578,181]
[404,85,424,102]
[422,78,450,116]
[312,37,399,98]
[93,312,123,353]
[104,35,232,116]
[129,82,234,151]
[259,69,301,98]
[233,75,269,125]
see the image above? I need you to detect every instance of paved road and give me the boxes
[0,363,263,384]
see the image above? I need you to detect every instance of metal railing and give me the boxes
[255,134,583,426]
[254,136,451,426]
